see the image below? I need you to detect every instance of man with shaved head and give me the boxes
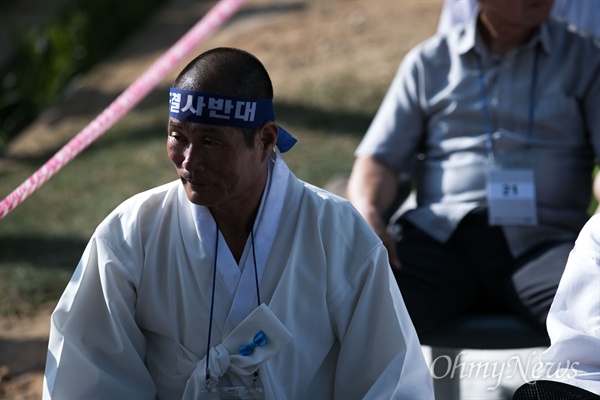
[43,47,433,399]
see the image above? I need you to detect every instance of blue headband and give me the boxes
[169,88,297,153]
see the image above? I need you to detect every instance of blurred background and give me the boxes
[0,0,442,397]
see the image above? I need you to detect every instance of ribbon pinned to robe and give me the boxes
[177,304,293,399]
[239,331,267,356]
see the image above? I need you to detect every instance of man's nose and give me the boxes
[182,145,205,171]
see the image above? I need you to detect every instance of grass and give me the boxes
[0,266,73,316]
[0,0,167,147]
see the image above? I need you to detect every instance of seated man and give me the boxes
[43,47,433,399]
[347,0,600,335]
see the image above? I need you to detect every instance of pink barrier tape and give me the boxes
[0,0,247,220]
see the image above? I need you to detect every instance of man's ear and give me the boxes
[258,121,278,161]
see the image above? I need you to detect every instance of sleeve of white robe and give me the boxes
[43,233,156,399]
[540,214,600,396]
[329,243,434,399]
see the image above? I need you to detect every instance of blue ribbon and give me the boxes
[239,331,267,356]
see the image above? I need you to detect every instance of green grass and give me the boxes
[0,0,167,147]
[0,266,73,316]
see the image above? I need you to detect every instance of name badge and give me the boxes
[200,386,264,400]
[486,168,537,226]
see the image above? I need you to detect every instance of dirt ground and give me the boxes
[0,0,442,397]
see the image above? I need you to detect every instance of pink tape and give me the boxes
[0,0,247,220]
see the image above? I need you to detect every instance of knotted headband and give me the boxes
[169,88,297,153]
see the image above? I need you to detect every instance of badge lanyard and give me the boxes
[476,49,540,161]
[477,47,540,226]
[206,224,261,389]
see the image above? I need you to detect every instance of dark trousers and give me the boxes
[393,207,572,335]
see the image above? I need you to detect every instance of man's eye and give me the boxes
[203,138,219,147]
[170,133,186,143]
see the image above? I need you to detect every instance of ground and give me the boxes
[0,0,442,398]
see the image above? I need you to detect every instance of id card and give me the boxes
[486,168,537,226]
[200,386,265,400]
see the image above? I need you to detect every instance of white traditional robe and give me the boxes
[541,214,600,395]
[43,152,433,399]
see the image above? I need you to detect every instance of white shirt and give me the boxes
[540,214,600,395]
[43,152,434,399]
